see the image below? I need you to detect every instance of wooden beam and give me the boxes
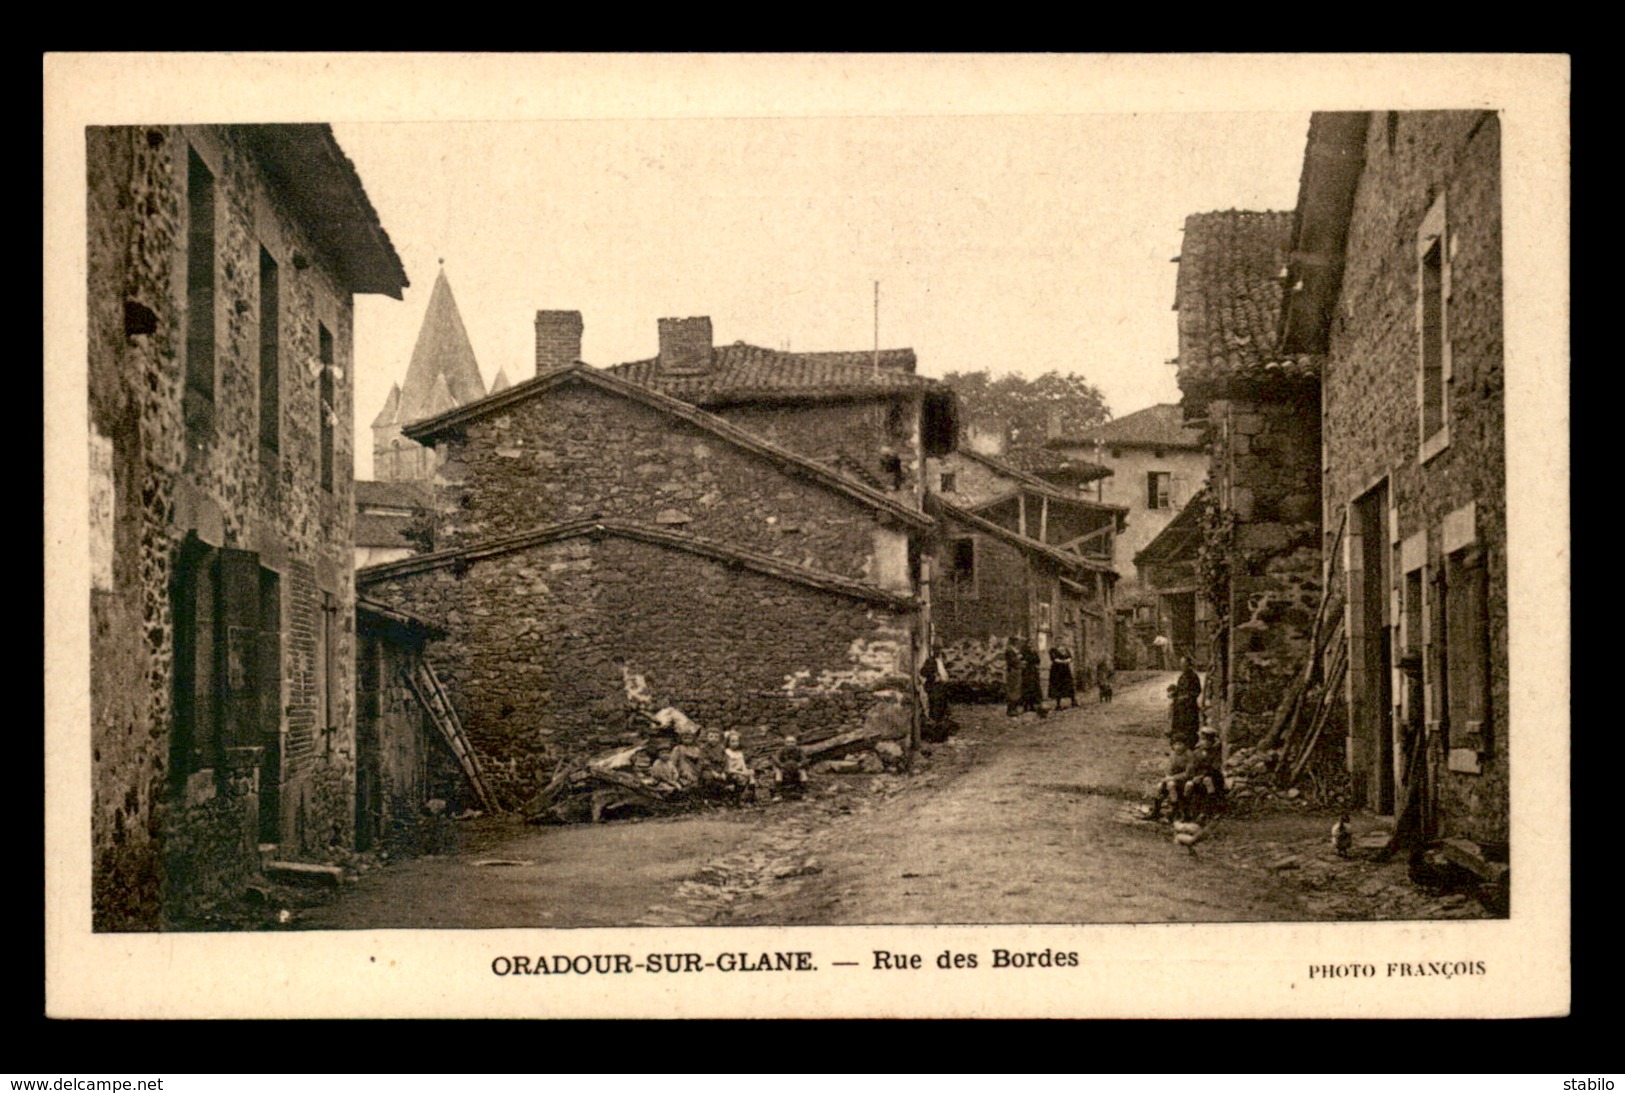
[1039,496,1049,544]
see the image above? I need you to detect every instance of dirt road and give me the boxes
[291,671,1486,931]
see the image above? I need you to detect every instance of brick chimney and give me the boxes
[535,310,583,375]
[657,316,713,375]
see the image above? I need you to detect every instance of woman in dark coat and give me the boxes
[1004,635,1024,717]
[1048,644,1077,711]
[1169,655,1202,748]
[1019,639,1047,718]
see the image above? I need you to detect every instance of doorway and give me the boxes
[1354,483,1394,814]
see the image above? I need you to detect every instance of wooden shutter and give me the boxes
[171,538,220,775]
[219,547,261,750]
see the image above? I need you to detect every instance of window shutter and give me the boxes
[172,539,220,775]
[219,547,261,750]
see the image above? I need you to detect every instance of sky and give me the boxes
[335,111,1310,477]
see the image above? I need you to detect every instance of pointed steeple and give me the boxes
[371,382,402,429]
[489,366,513,394]
[421,372,458,418]
[397,265,486,423]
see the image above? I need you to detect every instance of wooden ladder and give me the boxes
[404,656,501,813]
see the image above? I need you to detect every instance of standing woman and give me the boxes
[1004,635,1024,718]
[1169,655,1202,749]
[1048,643,1077,711]
[1020,638,1048,718]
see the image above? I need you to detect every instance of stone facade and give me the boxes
[719,394,927,504]
[87,125,404,929]
[1303,112,1507,844]
[358,368,926,805]
[1203,396,1324,746]
[361,532,915,807]
[932,504,1105,697]
[1173,209,1324,751]
[428,381,912,589]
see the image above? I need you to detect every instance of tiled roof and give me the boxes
[355,479,430,511]
[1047,403,1205,451]
[1134,488,1207,567]
[355,512,419,549]
[236,125,407,299]
[931,497,1117,575]
[1175,211,1321,399]
[601,342,936,403]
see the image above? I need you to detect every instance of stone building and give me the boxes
[1132,487,1214,670]
[353,479,432,568]
[356,365,933,807]
[923,446,1122,692]
[1175,209,1324,749]
[1279,111,1507,853]
[87,124,406,929]
[601,316,959,512]
[1044,404,1208,669]
[930,497,1116,699]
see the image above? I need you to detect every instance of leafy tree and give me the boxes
[940,369,1111,469]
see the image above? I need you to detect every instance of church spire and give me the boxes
[396,265,486,423]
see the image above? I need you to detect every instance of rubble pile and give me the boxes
[519,705,912,825]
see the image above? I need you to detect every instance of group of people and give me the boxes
[1141,657,1226,823]
[1004,637,1111,717]
[643,725,809,804]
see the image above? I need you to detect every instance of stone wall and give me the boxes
[1322,112,1506,843]
[361,534,915,807]
[716,395,924,503]
[1208,395,1322,748]
[432,383,903,586]
[933,526,1065,694]
[87,126,362,929]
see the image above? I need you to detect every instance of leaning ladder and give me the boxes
[404,657,502,813]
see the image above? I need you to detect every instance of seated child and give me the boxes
[646,744,684,793]
[774,734,807,799]
[723,730,757,801]
[1141,740,1193,821]
[1181,730,1226,821]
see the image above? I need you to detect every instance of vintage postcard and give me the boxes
[45,52,1570,1019]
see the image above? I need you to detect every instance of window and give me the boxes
[318,322,335,492]
[939,471,957,494]
[1147,471,1173,509]
[1417,195,1451,461]
[946,536,977,598]
[258,247,280,459]
[184,147,216,445]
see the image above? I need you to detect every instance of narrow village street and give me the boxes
[292,672,1485,931]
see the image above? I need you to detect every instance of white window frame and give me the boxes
[1416,194,1452,464]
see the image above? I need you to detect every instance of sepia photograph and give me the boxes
[47,53,1569,1018]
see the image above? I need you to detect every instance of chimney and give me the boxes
[535,310,584,376]
[657,316,713,375]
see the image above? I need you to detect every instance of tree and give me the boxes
[940,369,1111,469]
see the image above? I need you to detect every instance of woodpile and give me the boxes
[1247,512,1350,796]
